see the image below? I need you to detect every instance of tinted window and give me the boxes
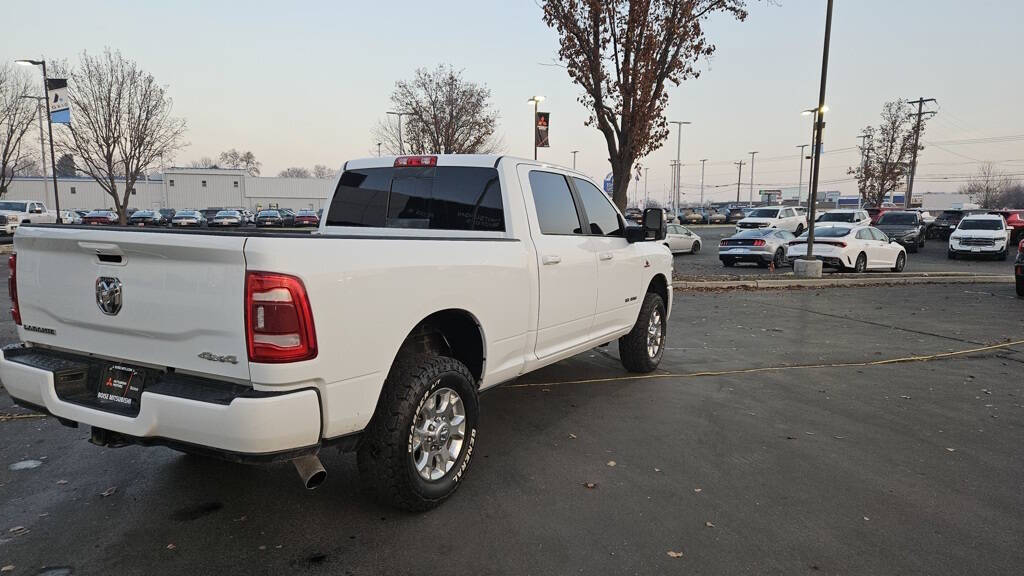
[529,171,582,235]
[803,226,851,238]
[877,212,917,225]
[958,218,1003,230]
[326,166,504,231]
[573,178,623,236]
[820,212,855,222]
[748,209,779,218]
[734,229,771,238]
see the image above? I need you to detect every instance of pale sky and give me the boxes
[6,0,1024,204]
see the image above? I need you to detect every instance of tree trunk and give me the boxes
[610,156,633,214]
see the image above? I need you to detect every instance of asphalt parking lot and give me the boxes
[2,282,1022,575]
[673,225,1015,279]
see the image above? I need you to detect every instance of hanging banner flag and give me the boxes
[45,78,70,124]
[535,112,550,148]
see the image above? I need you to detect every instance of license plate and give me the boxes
[96,364,146,407]
[971,248,981,253]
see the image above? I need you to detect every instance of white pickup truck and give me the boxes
[1,155,672,510]
[0,200,58,234]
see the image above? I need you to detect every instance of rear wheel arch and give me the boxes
[393,309,486,386]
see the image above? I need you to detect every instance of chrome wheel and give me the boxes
[646,308,664,358]
[410,386,466,482]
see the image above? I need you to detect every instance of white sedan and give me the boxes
[786,225,907,272]
[663,223,702,254]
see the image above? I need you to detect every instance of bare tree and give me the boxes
[542,0,748,211]
[278,166,312,178]
[960,163,1014,208]
[848,100,924,207]
[188,157,218,169]
[373,65,503,155]
[57,49,186,223]
[312,164,336,179]
[1,63,38,196]
[218,148,261,175]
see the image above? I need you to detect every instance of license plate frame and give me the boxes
[96,363,147,409]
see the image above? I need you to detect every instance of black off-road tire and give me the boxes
[357,354,479,512]
[618,292,666,373]
[795,224,805,236]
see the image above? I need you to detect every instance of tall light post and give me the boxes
[385,110,409,155]
[801,106,827,209]
[527,96,545,160]
[698,159,707,206]
[796,144,808,206]
[571,150,579,169]
[734,160,745,203]
[15,59,61,220]
[747,151,758,206]
[669,120,691,216]
[804,0,834,268]
[643,167,650,209]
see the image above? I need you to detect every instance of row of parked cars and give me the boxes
[72,207,323,228]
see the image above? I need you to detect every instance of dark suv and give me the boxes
[933,209,986,239]
[875,211,926,252]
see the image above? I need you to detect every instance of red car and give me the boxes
[293,210,320,227]
[82,210,118,225]
[866,206,899,225]
[992,210,1024,243]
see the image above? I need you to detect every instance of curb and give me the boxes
[673,274,1014,290]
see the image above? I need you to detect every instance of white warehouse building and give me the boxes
[5,167,336,213]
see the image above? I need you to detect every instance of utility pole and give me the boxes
[670,121,691,216]
[734,160,745,203]
[856,133,869,207]
[805,0,833,263]
[796,144,808,207]
[643,167,650,209]
[571,150,579,169]
[699,159,707,206]
[669,160,679,215]
[904,97,936,208]
[748,151,758,206]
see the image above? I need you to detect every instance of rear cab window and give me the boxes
[327,165,504,233]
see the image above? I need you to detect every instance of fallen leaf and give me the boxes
[693,488,702,493]
[667,551,684,558]
[606,461,617,467]
[101,486,117,497]
[946,448,956,452]
[900,395,911,400]
[833,436,846,440]
[166,543,176,550]
[654,468,661,473]
[705,521,715,528]
[568,433,577,439]
[805,432,816,436]
[583,482,598,489]
[234,515,248,522]
[56,479,68,485]
[1,565,14,573]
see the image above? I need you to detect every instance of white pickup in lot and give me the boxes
[0,155,673,510]
[0,200,58,234]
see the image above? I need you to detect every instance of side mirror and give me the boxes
[643,208,665,241]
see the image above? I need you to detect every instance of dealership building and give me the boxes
[4,167,336,213]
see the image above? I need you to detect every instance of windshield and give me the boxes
[297,210,316,216]
[878,213,917,225]
[131,211,155,217]
[958,219,1003,231]
[800,226,851,238]
[0,202,28,212]
[938,211,962,220]
[175,211,197,217]
[258,211,279,217]
[215,211,239,217]
[86,211,111,217]
[819,212,855,222]
[747,209,779,218]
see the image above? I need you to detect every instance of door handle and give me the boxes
[542,255,562,265]
[599,252,614,261]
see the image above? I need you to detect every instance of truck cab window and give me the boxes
[573,177,624,236]
[529,171,583,235]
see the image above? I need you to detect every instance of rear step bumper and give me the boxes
[0,345,322,458]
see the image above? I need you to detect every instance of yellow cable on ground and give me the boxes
[505,339,1024,390]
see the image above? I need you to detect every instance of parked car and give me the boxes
[815,209,871,228]
[875,211,927,253]
[294,210,320,227]
[171,210,206,227]
[81,210,119,226]
[1,154,673,511]
[128,209,169,227]
[159,208,177,223]
[719,228,794,268]
[736,206,806,235]
[60,210,83,225]
[990,209,1024,243]
[683,207,726,224]
[866,206,900,225]
[278,208,298,227]
[725,207,749,224]
[0,200,58,234]
[787,225,907,272]
[1015,238,1024,297]
[211,210,244,227]
[663,223,701,254]
[932,209,987,239]
[680,209,703,225]
[624,207,643,223]
[200,208,224,223]
[947,213,1012,260]
[256,209,287,227]
[75,210,90,220]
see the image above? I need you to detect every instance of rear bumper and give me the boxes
[0,345,323,459]
[719,249,773,263]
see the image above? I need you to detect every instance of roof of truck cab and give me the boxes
[343,155,586,176]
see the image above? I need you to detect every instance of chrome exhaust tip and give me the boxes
[293,454,327,490]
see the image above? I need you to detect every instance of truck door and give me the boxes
[519,167,598,359]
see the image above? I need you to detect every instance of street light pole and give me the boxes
[796,144,808,206]
[699,159,707,206]
[734,160,745,203]
[643,167,650,208]
[527,96,545,160]
[16,59,61,220]
[571,150,578,169]
[669,120,691,216]
[385,111,408,154]
[748,151,758,206]
[806,0,834,261]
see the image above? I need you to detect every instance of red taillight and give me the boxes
[8,253,20,325]
[245,272,317,363]
[394,155,437,167]
[752,239,766,247]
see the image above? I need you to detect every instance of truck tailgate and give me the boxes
[13,227,250,381]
